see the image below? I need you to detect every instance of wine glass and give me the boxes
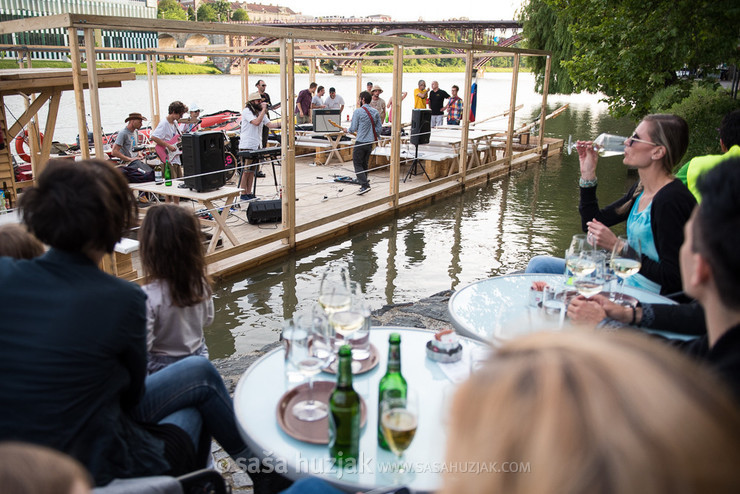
[318,264,351,316]
[566,133,627,157]
[564,234,593,283]
[330,282,371,365]
[290,309,332,422]
[380,389,419,473]
[573,251,606,298]
[610,236,642,304]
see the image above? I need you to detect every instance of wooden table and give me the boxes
[234,326,485,493]
[428,129,498,174]
[129,182,242,254]
[307,131,350,167]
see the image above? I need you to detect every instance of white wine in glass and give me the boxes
[380,391,419,474]
[610,236,642,304]
[567,133,627,157]
[574,251,606,299]
[318,264,351,315]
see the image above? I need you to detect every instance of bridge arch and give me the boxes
[158,33,178,50]
[184,34,210,64]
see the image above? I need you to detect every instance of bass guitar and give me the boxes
[154,134,182,163]
[328,120,355,135]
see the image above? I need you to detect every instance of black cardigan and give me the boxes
[579,179,696,295]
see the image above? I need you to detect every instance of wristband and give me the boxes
[579,177,598,188]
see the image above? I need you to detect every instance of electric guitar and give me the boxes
[154,134,182,163]
[328,120,355,135]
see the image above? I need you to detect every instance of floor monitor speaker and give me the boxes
[247,199,282,225]
[410,109,432,145]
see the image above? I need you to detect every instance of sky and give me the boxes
[276,0,525,22]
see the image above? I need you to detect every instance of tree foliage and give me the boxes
[232,9,249,21]
[157,0,186,21]
[519,0,575,94]
[197,3,217,22]
[520,0,740,118]
[212,1,232,22]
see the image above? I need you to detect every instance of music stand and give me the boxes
[403,143,432,183]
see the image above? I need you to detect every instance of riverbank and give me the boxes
[210,290,453,492]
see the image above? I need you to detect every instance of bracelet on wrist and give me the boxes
[579,177,598,188]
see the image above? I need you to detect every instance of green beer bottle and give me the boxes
[377,332,406,450]
[164,160,172,186]
[329,345,360,467]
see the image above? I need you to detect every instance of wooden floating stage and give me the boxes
[116,135,564,282]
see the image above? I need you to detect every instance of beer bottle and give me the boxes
[154,163,163,184]
[329,345,360,467]
[377,333,406,450]
[164,160,172,186]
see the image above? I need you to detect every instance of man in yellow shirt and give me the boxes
[413,80,429,109]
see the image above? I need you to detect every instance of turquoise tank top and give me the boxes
[625,192,661,293]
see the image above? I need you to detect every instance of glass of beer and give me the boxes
[380,389,419,473]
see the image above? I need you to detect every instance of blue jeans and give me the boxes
[525,255,566,274]
[132,356,246,458]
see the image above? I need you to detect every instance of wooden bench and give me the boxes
[295,135,353,165]
[370,146,458,180]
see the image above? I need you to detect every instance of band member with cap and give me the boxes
[238,92,280,201]
[179,103,202,134]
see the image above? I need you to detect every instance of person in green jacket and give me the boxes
[675,109,740,201]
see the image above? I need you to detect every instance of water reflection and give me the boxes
[206,102,637,358]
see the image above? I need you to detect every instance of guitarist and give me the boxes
[344,91,382,196]
[151,101,187,203]
[238,92,281,201]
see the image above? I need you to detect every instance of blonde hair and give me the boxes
[0,442,92,494]
[0,224,44,259]
[441,331,740,494]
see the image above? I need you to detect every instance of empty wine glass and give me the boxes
[380,389,419,474]
[573,251,606,298]
[291,308,333,422]
[567,133,627,157]
[318,264,351,316]
[610,236,642,305]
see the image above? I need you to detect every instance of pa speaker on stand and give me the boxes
[405,109,432,183]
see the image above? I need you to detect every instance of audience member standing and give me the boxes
[413,80,429,109]
[295,82,316,124]
[369,85,386,123]
[446,85,464,125]
[428,81,450,128]
[324,87,345,116]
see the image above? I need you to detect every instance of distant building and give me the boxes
[0,0,158,61]
[233,2,298,22]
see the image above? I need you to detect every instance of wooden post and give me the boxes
[241,56,249,109]
[356,61,363,103]
[84,28,104,161]
[146,54,156,126]
[151,54,161,128]
[389,45,402,206]
[459,50,474,180]
[505,53,520,166]
[281,38,296,248]
[38,90,62,173]
[538,55,552,146]
[68,26,89,160]
[308,52,316,84]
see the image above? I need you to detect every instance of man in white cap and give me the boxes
[369,85,386,123]
[238,92,281,201]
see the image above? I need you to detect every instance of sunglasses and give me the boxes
[627,133,658,147]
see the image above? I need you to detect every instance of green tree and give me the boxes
[519,0,575,95]
[212,0,232,22]
[197,3,217,22]
[232,8,249,21]
[187,6,195,21]
[157,0,186,21]
[520,0,740,118]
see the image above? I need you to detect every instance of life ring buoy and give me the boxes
[15,130,44,163]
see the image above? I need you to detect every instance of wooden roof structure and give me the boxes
[0,13,555,277]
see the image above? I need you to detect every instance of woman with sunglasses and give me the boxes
[527,114,695,296]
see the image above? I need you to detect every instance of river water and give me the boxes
[5,71,636,358]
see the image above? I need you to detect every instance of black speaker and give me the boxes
[182,131,226,192]
[410,109,432,145]
[247,199,282,225]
